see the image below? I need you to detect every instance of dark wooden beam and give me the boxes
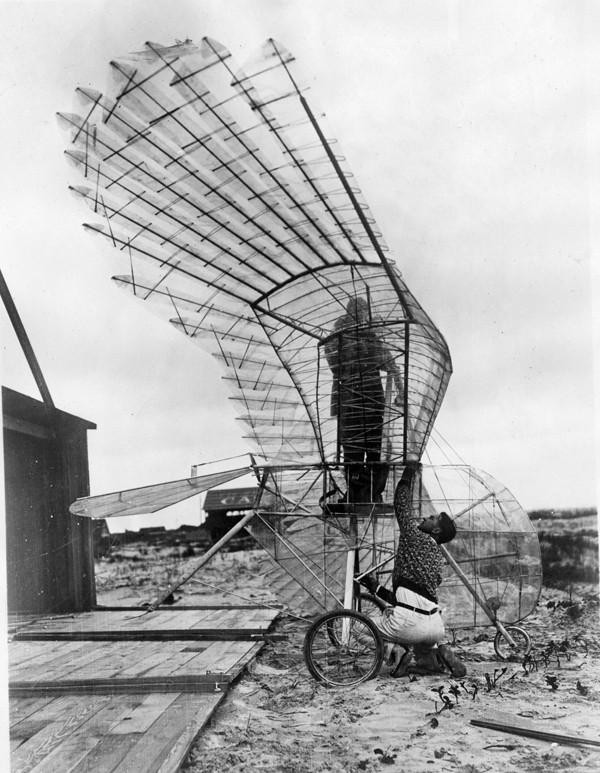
[0,269,55,409]
[471,718,600,749]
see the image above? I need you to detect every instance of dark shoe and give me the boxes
[437,644,467,677]
[411,664,445,676]
[413,648,445,675]
[391,650,413,678]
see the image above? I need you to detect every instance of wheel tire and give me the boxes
[304,609,384,687]
[494,625,532,661]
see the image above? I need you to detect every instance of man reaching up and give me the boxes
[359,461,466,677]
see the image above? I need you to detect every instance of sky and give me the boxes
[0,0,598,533]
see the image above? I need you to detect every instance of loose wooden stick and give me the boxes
[471,719,600,749]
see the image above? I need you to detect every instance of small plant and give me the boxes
[431,684,456,713]
[460,680,480,700]
[545,675,559,691]
[522,650,538,675]
[373,746,397,764]
[484,667,507,691]
[448,683,462,703]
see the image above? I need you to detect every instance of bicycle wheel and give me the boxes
[494,625,531,661]
[304,609,384,687]
[357,592,387,620]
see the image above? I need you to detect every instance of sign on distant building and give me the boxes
[203,487,258,513]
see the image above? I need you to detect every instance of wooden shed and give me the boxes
[202,486,258,542]
[3,386,97,613]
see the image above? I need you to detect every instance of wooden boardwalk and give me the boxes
[9,605,280,772]
[12,606,279,641]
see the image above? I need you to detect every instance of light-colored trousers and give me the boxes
[373,587,445,647]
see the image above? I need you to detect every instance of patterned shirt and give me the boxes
[391,474,445,602]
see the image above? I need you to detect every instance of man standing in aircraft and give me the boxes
[324,296,403,503]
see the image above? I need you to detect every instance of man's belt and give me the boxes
[395,601,439,616]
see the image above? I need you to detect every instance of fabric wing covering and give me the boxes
[69,466,250,519]
[58,38,452,467]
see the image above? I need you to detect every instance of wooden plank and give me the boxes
[8,613,47,634]
[58,643,154,682]
[12,696,87,724]
[10,636,264,695]
[27,694,146,773]
[21,610,135,634]
[9,638,72,665]
[10,641,103,682]
[9,644,178,693]
[189,608,240,630]
[16,628,271,641]
[116,642,190,679]
[226,641,264,678]
[118,611,174,631]
[12,737,26,754]
[128,609,215,632]
[203,639,260,672]
[9,675,229,695]
[56,641,151,681]
[9,640,88,670]
[136,648,209,680]
[10,698,82,750]
[203,640,264,677]
[204,607,247,632]
[470,708,600,749]
[139,642,223,676]
[11,720,52,744]
[93,604,274,611]
[11,641,144,684]
[19,608,232,633]
[155,640,240,677]
[108,693,180,735]
[14,606,280,640]
[9,695,109,773]
[68,733,141,773]
[471,718,600,748]
[10,697,55,728]
[111,692,225,773]
[230,606,280,631]
[154,694,225,773]
[195,640,262,676]
[32,642,122,683]
[244,607,281,628]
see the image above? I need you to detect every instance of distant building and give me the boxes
[202,486,258,541]
[138,526,167,540]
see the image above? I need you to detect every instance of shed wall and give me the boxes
[3,387,96,613]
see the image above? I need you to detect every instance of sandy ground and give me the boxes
[96,548,600,773]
